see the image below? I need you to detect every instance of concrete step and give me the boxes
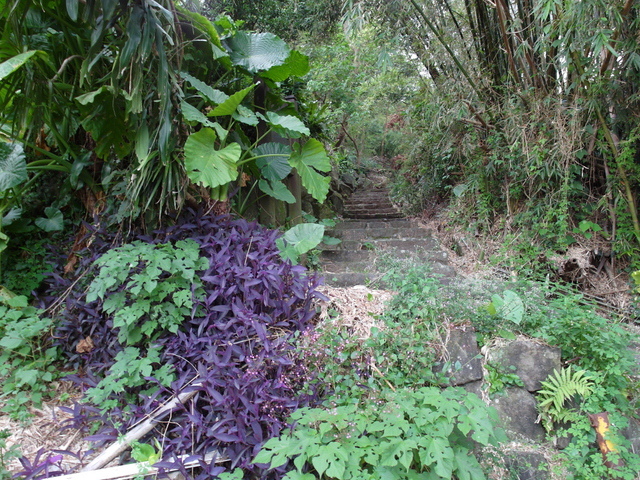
[343,211,403,219]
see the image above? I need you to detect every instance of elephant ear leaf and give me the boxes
[184,128,240,188]
[254,143,292,181]
[227,32,290,73]
[288,139,331,203]
[258,179,295,204]
[0,143,27,192]
[35,207,64,232]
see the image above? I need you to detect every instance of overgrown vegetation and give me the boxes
[1,0,639,479]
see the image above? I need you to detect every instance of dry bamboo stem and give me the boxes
[81,386,200,472]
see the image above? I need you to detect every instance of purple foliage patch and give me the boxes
[29,212,325,479]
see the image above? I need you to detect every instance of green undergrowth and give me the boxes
[255,255,640,479]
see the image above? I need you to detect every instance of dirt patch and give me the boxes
[0,381,89,474]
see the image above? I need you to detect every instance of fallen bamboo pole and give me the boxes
[82,385,201,472]
[54,451,225,480]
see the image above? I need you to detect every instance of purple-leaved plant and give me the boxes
[27,211,326,479]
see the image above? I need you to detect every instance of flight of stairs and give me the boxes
[320,185,455,287]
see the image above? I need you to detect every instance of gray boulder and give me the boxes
[488,339,561,392]
[490,388,546,442]
[504,451,550,480]
[433,327,483,386]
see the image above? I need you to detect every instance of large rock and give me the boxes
[490,388,546,442]
[433,326,483,386]
[488,339,561,392]
[504,451,550,480]
[622,417,640,455]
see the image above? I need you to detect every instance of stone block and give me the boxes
[504,451,550,480]
[490,388,546,442]
[488,339,561,392]
[433,326,483,386]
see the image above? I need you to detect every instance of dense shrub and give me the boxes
[32,211,325,479]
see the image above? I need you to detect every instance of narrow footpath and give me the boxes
[320,180,456,287]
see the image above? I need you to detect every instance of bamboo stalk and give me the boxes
[54,451,224,480]
[81,386,201,472]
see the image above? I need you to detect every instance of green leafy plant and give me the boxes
[86,239,209,345]
[276,223,326,264]
[536,366,594,432]
[485,290,524,326]
[254,386,506,480]
[484,363,524,397]
[0,429,20,480]
[0,295,61,420]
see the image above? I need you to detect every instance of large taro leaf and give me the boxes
[261,50,310,82]
[227,32,290,73]
[254,143,292,181]
[288,139,331,203]
[258,179,295,204]
[183,128,240,188]
[263,112,309,139]
[180,72,228,104]
[276,223,325,262]
[0,143,27,192]
[35,207,64,232]
[209,84,256,117]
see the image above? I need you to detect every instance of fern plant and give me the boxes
[537,366,594,432]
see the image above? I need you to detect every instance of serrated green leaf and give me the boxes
[0,335,23,349]
[184,128,240,188]
[2,206,21,227]
[288,139,330,202]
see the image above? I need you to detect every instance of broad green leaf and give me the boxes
[0,51,40,82]
[259,180,295,204]
[265,112,310,139]
[181,101,216,127]
[499,290,524,325]
[2,206,21,227]
[175,6,223,48]
[35,207,64,232]
[232,104,259,126]
[453,448,485,480]
[228,32,290,73]
[184,128,240,188]
[209,84,256,117]
[261,50,310,82]
[180,72,229,104]
[282,223,325,255]
[0,143,26,191]
[254,143,292,181]
[288,139,331,202]
[0,335,23,349]
[75,86,113,105]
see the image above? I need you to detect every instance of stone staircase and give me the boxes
[321,184,456,287]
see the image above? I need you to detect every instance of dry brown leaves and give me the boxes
[316,285,394,339]
[0,382,90,474]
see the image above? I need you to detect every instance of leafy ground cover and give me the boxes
[0,212,639,480]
